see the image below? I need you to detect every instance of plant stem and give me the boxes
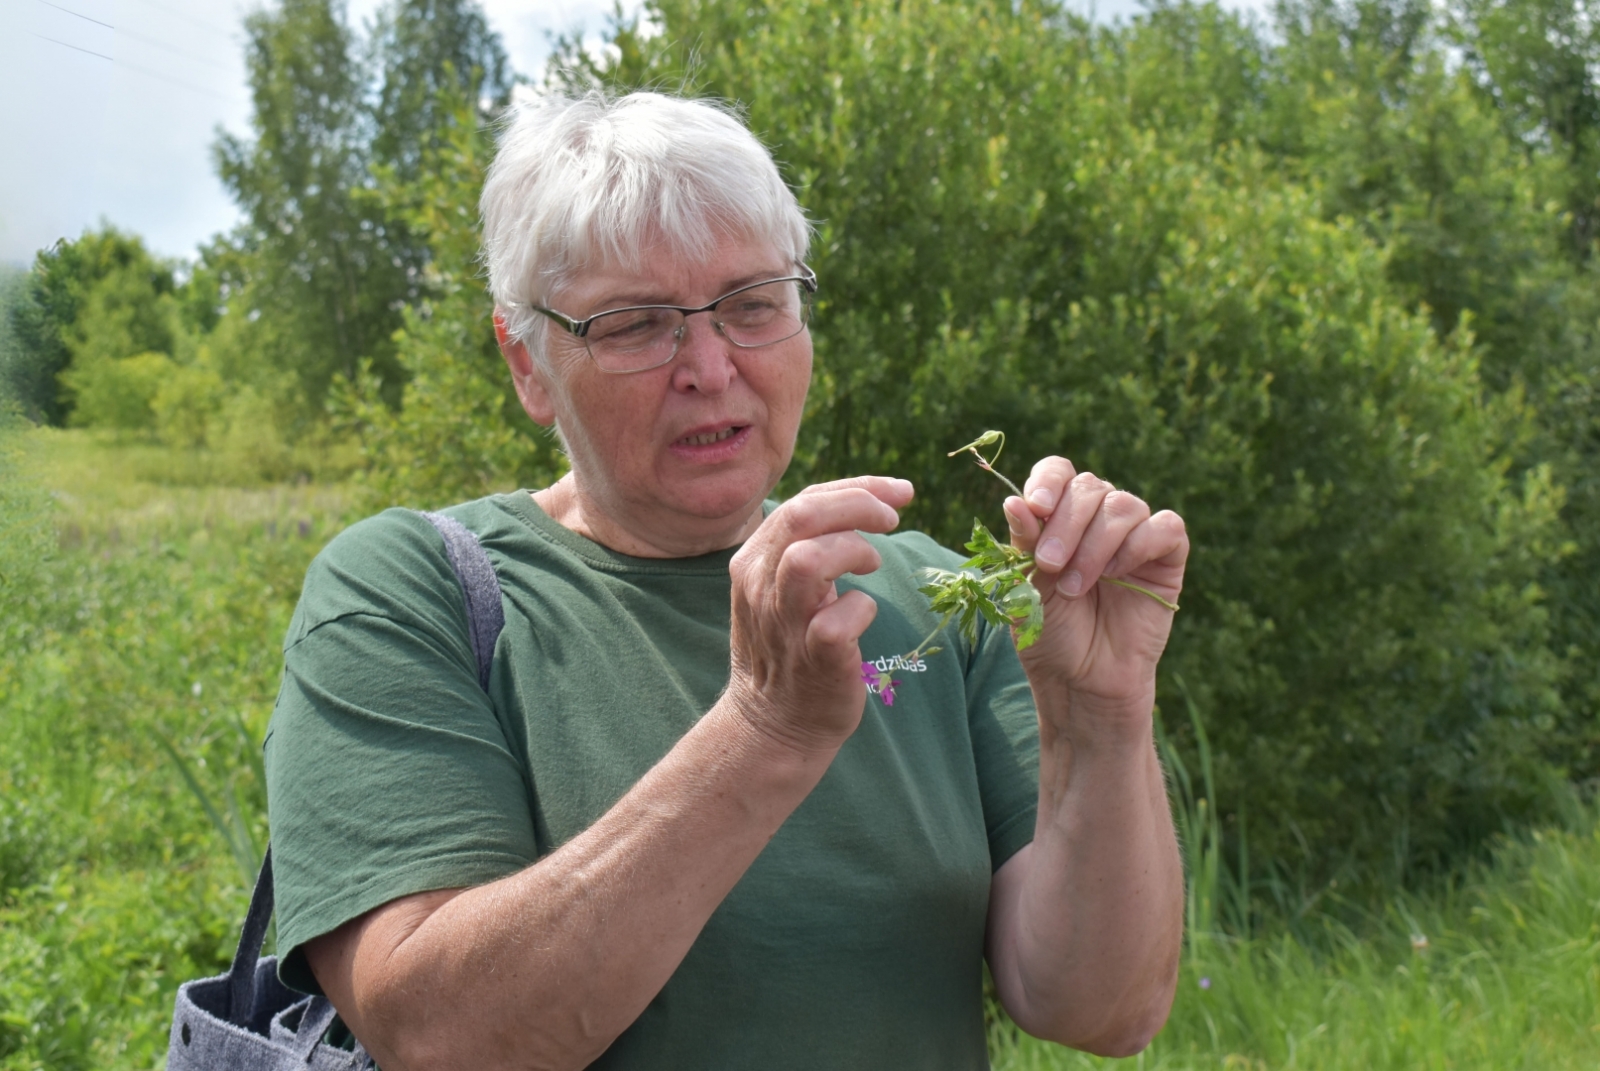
[952,430,1179,612]
[1017,550,1179,611]
[905,621,946,661]
[950,431,1024,498]
[1103,576,1181,612]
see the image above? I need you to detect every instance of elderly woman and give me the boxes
[264,91,1187,1070]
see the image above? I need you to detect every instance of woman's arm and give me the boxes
[983,458,1187,1055]
[303,477,913,1071]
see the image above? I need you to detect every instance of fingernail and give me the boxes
[1028,487,1056,510]
[894,478,914,495]
[1057,570,1084,597]
[1036,537,1066,569]
[1003,496,1026,522]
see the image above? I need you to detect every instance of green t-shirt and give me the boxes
[264,492,1040,1070]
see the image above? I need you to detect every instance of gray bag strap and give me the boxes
[419,511,506,691]
[226,845,278,1024]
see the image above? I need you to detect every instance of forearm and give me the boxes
[332,699,837,1071]
[988,680,1183,1055]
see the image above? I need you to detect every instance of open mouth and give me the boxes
[677,425,745,447]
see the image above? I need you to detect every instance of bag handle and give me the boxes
[226,845,276,1025]
[291,997,343,1062]
[420,511,505,692]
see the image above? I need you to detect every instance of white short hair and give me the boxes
[481,90,812,350]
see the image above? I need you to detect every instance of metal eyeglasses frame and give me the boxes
[523,264,819,374]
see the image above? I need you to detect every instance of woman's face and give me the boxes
[504,235,813,554]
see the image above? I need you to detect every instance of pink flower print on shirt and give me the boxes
[861,662,902,706]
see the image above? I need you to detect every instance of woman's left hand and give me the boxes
[1002,456,1188,718]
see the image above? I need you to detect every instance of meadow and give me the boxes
[0,426,1595,1070]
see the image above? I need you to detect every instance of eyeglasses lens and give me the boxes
[584,279,812,373]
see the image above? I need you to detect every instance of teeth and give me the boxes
[682,427,740,446]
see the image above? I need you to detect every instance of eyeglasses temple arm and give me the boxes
[530,305,589,338]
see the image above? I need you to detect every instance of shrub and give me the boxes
[546,0,1570,879]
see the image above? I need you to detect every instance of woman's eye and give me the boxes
[722,298,778,321]
[593,311,668,342]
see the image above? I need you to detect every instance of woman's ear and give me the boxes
[495,313,558,427]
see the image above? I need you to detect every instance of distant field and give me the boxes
[1,429,1596,1070]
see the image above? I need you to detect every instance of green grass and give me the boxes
[991,815,1600,1069]
[2,427,1597,1070]
[0,428,351,1070]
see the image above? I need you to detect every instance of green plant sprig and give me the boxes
[906,431,1178,661]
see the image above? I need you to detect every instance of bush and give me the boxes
[62,351,174,433]
[334,88,567,510]
[537,0,1572,880]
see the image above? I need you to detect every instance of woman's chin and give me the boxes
[660,469,778,529]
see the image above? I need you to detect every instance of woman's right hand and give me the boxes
[723,476,914,754]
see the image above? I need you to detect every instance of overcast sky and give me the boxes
[0,0,1239,269]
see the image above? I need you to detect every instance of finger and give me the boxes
[1055,489,1151,598]
[755,486,904,555]
[795,475,915,510]
[1004,495,1042,554]
[1030,471,1114,577]
[775,531,884,622]
[1102,510,1189,587]
[806,589,880,660]
[1021,456,1077,516]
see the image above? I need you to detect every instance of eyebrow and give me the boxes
[586,269,790,314]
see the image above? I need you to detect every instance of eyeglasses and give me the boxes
[527,265,818,374]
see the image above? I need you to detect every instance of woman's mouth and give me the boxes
[677,426,744,447]
[669,424,753,460]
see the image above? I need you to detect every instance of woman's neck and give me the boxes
[531,475,765,559]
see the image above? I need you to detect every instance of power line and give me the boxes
[30,31,112,62]
[117,56,232,101]
[29,31,232,102]
[119,26,235,72]
[35,0,114,30]
[35,0,237,76]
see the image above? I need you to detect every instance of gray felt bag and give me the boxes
[165,849,374,1071]
[165,511,504,1069]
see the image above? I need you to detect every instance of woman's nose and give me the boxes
[669,312,737,394]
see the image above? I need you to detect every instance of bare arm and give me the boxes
[303,477,913,1071]
[984,459,1187,1055]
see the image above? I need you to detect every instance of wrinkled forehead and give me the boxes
[544,223,796,312]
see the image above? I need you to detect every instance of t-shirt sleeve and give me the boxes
[965,614,1041,871]
[264,508,536,994]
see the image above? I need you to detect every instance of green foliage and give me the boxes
[1452,0,1600,257]
[213,0,414,409]
[919,521,1044,653]
[0,431,351,1070]
[210,0,519,417]
[4,431,1595,1069]
[547,0,1574,880]
[0,267,30,415]
[991,807,1600,1068]
[334,85,567,509]
[368,0,514,186]
[4,228,175,425]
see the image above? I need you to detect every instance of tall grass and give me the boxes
[990,697,1600,1069]
[0,428,350,1070]
[3,428,1597,1069]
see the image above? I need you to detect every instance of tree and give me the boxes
[335,85,565,507]
[532,0,1568,882]
[4,227,173,424]
[213,0,410,412]
[368,0,514,187]
[210,0,515,416]
[1453,0,1600,258]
